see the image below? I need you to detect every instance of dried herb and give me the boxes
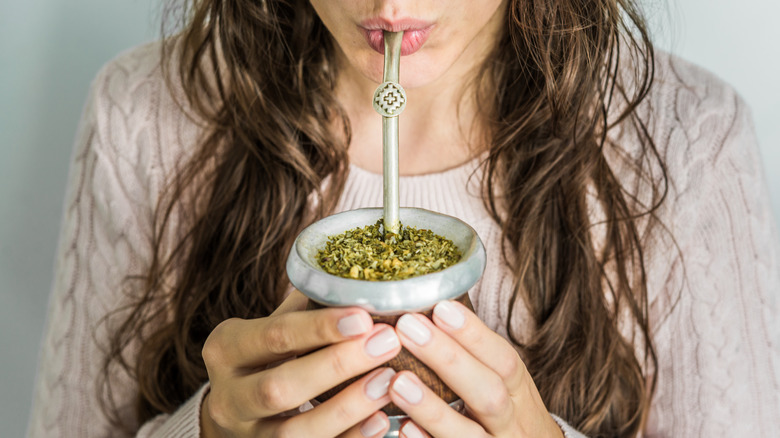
[317,220,462,281]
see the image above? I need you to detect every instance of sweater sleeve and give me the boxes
[27,44,207,438]
[643,60,780,436]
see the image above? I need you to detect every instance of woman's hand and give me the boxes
[201,290,402,438]
[388,300,564,438]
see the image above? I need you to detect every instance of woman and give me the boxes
[28,0,779,437]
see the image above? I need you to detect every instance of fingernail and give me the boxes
[365,368,396,400]
[392,374,423,404]
[338,313,372,337]
[434,300,465,329]
[396,314,431,346]
[365,328,400,357]
[400,421,425,438]
[360,412,388,437]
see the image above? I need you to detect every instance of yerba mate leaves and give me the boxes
[317,220,461,281]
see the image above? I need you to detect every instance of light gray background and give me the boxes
[1,1,777,436]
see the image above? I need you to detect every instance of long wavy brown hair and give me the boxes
[101,0,667,436]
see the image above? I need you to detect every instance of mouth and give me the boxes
[359,18,435,56]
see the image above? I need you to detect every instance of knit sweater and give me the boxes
[27,41,780,437]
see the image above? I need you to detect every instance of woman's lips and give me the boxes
[360,19,434,56]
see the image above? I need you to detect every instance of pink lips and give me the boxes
[360,18,434,56]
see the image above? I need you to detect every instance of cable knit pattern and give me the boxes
[27,41,780,437]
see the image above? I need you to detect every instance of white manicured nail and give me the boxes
[396,314,431,345]
[338,313,372,337]
[393,374,423,404]
[361,412,388,437]
[365,368,396,400]
[400,421,425,438]
[365,328,400,357]
[434,300,465,329]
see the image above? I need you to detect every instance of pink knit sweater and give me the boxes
[27,41,780,437]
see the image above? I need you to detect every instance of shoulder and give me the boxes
[88,37,202,149]
[619,50,759,205]
[89,40,169,118]
[608,50,760,233]
[612,50,754,179]
[645,51,764,226]
[652,50,740,110]
[84,39,203,202]
[648,51,752,169]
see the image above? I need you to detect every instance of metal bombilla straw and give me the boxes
[372,31,406,237]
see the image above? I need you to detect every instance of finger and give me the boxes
[263,368,396,438]
[203,306,374,370]
[237,325,401,419]
[395,313,513,433]
[399,421,431,438]
[432,302,562,435]
[388,371,486,438]
[432,300,526,392]
[339,411,391,438]
[271,288,309,316]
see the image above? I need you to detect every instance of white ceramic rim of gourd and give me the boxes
[286,207,486,315]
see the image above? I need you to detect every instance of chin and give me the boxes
[398,60,442,89]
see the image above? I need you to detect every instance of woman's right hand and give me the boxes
[200,290,402,438]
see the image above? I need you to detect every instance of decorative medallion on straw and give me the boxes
[373,81,407,117]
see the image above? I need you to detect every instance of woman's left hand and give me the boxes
[388,300,564,438]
